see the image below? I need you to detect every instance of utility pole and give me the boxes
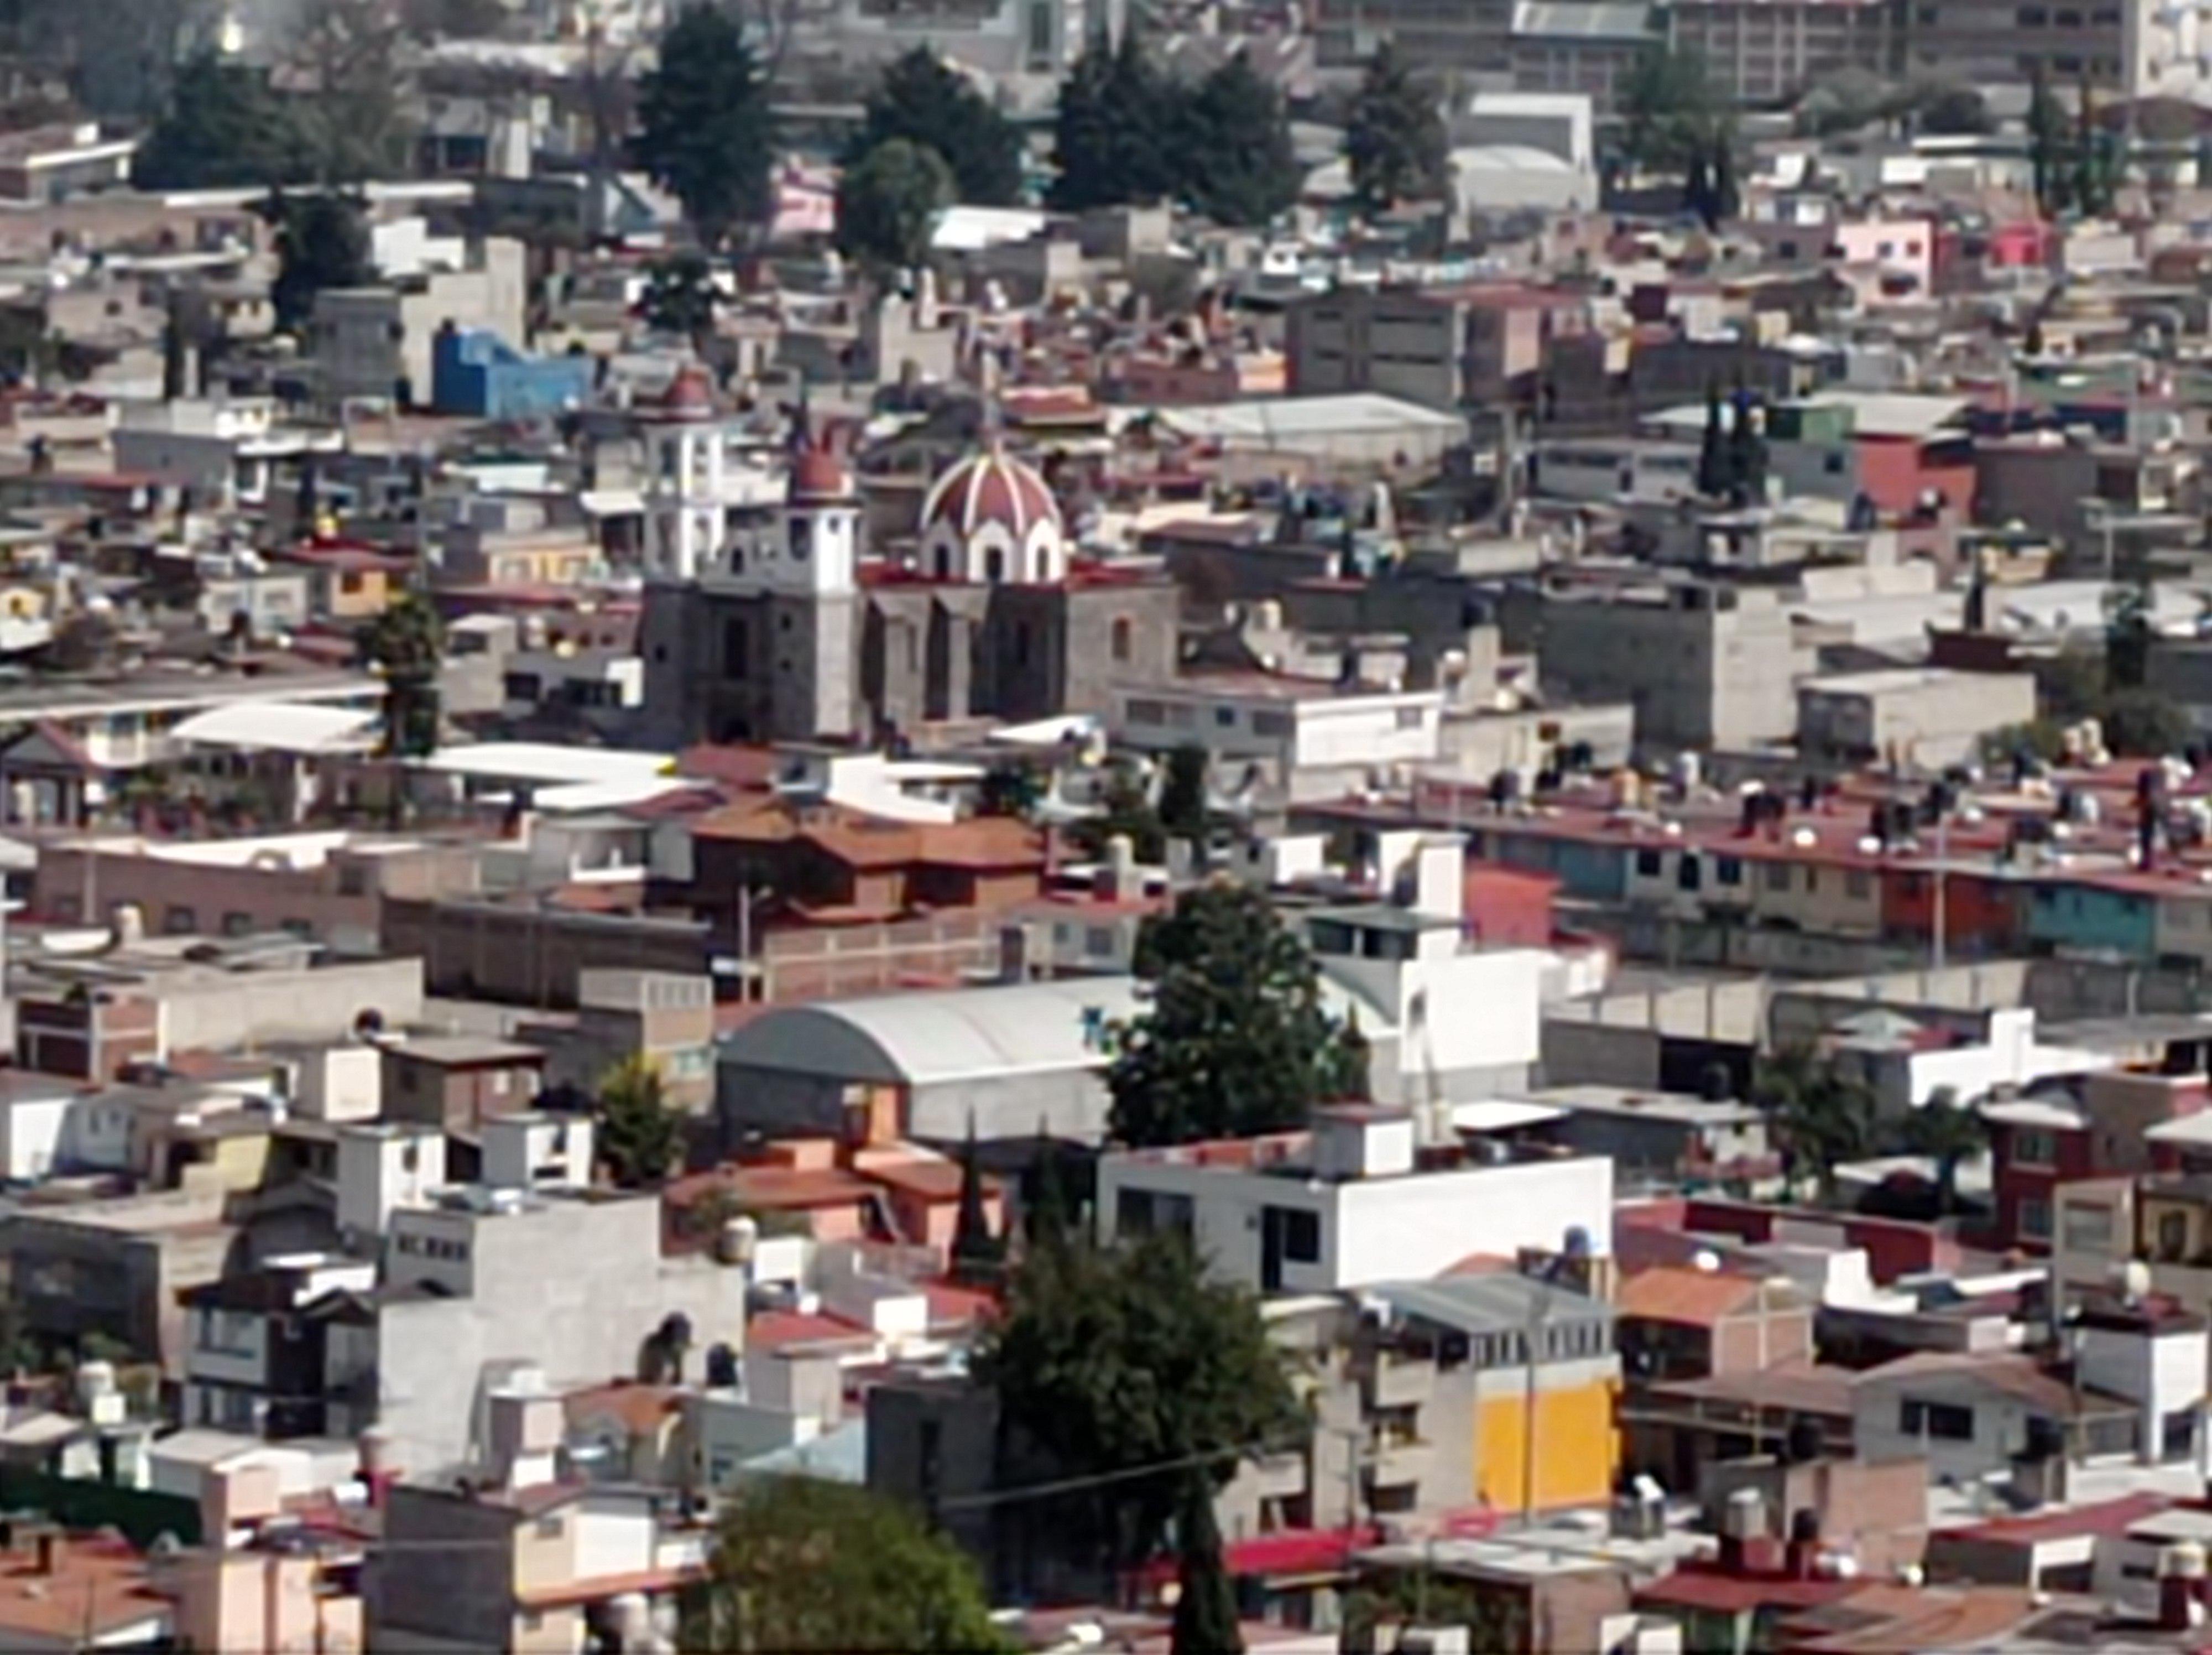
[1931,809,1949,974]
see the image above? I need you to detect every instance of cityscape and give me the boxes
[0,0,2210,1649]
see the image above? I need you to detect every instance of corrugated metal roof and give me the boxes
[1511,0,1657,38]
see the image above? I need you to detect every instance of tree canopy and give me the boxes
[285,0,414,184]
[685,1476,1009,1653]
[133,53,306,191]
[1620,45,1723,173]
[1108,881,1366,1146]
[1183,51,1302,227]
[358,588,442,761]
[857,48,1024,205]
[635,2,778,248]
[1344,41,1448,212]
[639,252,722,352]
[837,138,956,277]
[264,190,373,335]
[597,1054,684,1188]
[1753,1045,1877,1200]
[974,1227,1306,1574]
[1050,28,1179,210]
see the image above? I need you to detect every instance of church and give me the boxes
[637,372,1180,746]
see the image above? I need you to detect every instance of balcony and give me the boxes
[1245,1449,1310,1501]
[1361,1351,1436,1411]
[1366,1432,1434,1490]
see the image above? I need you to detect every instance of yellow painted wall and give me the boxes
[1475,1378,1619,1513]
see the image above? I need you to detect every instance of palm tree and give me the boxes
[1899,1087,1988,1215]
[1754,1045,1878,1203]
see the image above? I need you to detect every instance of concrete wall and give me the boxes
[159,958,425,1055]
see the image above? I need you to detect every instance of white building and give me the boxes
[1113,674,1447,804]
[1097,1105,1613,1294]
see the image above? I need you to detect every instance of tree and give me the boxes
[836,138,954,278]
[1170,1470,1241,1655]
[400,0,510,39]
[1108,881,1366,1146]
[133,52,305,191]
[2101,687,2192,757]
[1897,1087,1986,1215]
[1023,1125,1073,1246]
[597,1054,683,1188]
[1695,382,1728,497]
[639,252,722,355]
[635,2,778,248]
[1050,28,1176,210]
[685,1476,1009,1653]
[1157,743,1210,846]
[1185,50,1300,227]
[1073,758,1167,863]
[2029,64,2070,217]
[358,589,444,759]
[1344,41,1447,213]
[857,47,1024,205]
[974,1227,1306,1576]
[1753,1046,1877,1201]
[950,1118,1002,1284]
[2073,67,2115,217]
[285,0,414,184]
[1916,84,1993,135]
[1620,45,1719,175]
[264,190,372,334]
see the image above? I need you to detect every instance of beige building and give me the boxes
[1796,667,2038,770]
[1668,0,1900,103]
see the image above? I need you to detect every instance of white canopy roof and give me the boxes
[170,702,379,756]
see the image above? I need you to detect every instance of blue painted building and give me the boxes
[431,325,592,421]
[2021,877,2158,960]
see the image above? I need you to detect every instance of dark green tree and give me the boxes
[974,1227,1306,1576]
[1753,1046,1877,1201]
[1344,41,1447,212]
[133,52,305,190]
[857,46,1024,205]
[1024,1125,1073,1246]
[1620,45,1719,174]
[1896,1087,1986,1215]
[1170,1470,1242,1655]
[1185,50,1301,227]
[685,1476,1010,1652]
[1109,881,1366,1146]
[836,138,956,277]
[635,3,777,248]
[2073,68,2115,216]
[1916,84,1994,135]
[1073,759,1166,863]
[950,1118,1003,1284]
[358,588,443,759]
[286,0,415,184]
[597,1054,684,1188]
[1157,742,1210,845]
[1051,28,1176,210]
[640,252,721,355]
[1695,382,1728,497]
[2101,687,2192,757]
[2106,579,2153,690]
[263,190,372,334]
[2029,64,2070,216]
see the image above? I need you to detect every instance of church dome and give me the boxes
[917,445,1067,584]
[651,365,716,420]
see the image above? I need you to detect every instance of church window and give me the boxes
[1112,617,1133,663]
[722,620,749,678]
[985,548,1006,582]
[788,516,812,561]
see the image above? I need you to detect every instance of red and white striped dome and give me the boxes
[918,445,1066,584]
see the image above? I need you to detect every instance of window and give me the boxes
[1253,711,1293,738]
[534,1518,563,1540]
[1112,617,1133,663]
[222,912,253,937]
[1824,451,1846,475]
[2158,1210,2190,1262]
[2019,1195,2052,1240]
[2011,1128,2056,1168]
[2062,1203,2114,1253]
[1215,707,1237,728]
[985,548,1006,582]
[1085,925,1114,956]
[1899,1399,1975,1440]
[722,619,750,679]
[1845,870,1871,900]
[1273,1206,1322,1262]
[1395,708,1425,730]
[1764,862,1791,892]
[1635,849,1663,877]
[2018,2,2045,18]
[164,905,197,935]
[1715,856,1743,886]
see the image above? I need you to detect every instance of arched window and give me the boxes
[985,548,1006,583]
[1111,617,1133,663]
[933,544,953,580]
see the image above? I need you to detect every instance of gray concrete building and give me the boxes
[1796,667,2039,769]
[1530,581,1806,755]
